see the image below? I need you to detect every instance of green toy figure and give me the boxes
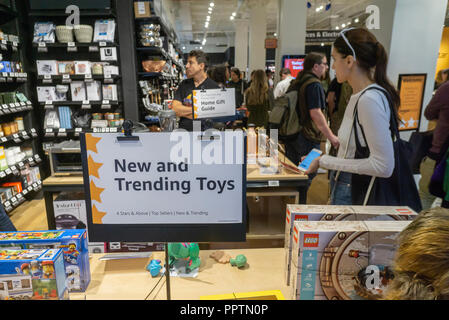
[230,254,247,268]
[167,243,201,273]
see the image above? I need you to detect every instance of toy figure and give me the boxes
[167,243,200,273]
[230,255,247,268]
[42,288,49,299]
[16,263,30,275]
[146,259,162,277]
[63,242,79,264]
[42,261,55,279]
[210,251,231,264]
[30,261,42,279]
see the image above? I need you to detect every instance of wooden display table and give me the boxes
[69,248,289,300]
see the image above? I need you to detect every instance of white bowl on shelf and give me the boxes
[55,25,74,43]
[74,25,93,43]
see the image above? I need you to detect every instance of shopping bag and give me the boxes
[351,87,423,213]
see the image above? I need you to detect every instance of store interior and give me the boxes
[0,0,448,301]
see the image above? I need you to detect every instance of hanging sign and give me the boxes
[192,88,236,119]
[81,131,246,242]
[306,30,340,43]
[397,74,426,131]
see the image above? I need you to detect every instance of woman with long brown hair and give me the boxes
[305,27,403,206]
[244,69,273,128]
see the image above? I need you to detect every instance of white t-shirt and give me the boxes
[273,75,294,99]
[319,84,395,178]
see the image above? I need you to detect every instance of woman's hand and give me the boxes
[305,156,322,175]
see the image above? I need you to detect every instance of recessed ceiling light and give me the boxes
[315,7,320,12]
[200,46,203,49]
[354,18,359,23]
[342,23,346,28]
[230,16,234,20]
[321,43,324,46]
[335,26,339,30]
[209,2,214,7]
[182,46,186,50]
[232,12,236,17]
[274,33,277,37]
[207,15,210,20]
[347,22,351,25]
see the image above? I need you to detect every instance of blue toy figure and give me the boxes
[146,259,162,277]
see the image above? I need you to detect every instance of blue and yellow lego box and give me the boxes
[0,248,68,300]
[0,230,90,292]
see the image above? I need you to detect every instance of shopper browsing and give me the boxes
[172,50,219,131]
[284,52,339,195]
[228,67,246,108]
[273,68,294,99]
[244,69,274,128]
[305,28,408,206]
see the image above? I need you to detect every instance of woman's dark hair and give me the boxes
[333,28,400,120]
[288,52,325,91]
[230,67,241,78]
[210,65,227,85]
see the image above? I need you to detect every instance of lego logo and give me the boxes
[303,234,319,247]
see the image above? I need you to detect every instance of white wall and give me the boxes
[387,0,448,134]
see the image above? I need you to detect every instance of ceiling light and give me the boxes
[274,33,277,37]
[315,7,320,12]
[355,18,359,23]
[321,43,324,46]
[232,12,236,17]
[341,23,346,28]
[207,15,210,21]
[319,5,323,10]
[347,22,351,25]
[335,26,339,30]
[230,16,234,20]
[209,2,214,7]
[205,22,209,28]
[200,46,203,49]
[182,46,186,50]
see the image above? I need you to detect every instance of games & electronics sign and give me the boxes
[306,30,340,43]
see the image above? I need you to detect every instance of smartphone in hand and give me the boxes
[298,148,323,172]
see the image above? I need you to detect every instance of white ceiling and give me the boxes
[169,0,449,53]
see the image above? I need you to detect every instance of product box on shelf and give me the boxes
[134,1,151,18]
[284,205,417,286]
[0,230,90,293]
[289,220,411,300]
[0,248,68,300]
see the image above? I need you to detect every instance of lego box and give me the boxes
[0,230,90,293]
[0,248,68,300]
[284,205,417,286]
[289,220,411,300]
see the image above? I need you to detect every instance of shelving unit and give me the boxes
[0,1,44,214]
[133,3,185,126]
[24,0,125,168]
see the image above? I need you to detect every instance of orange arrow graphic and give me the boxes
[86,133,102,153]
[90,180,105,203]
[92,204,106,224]
[88,155,103,179]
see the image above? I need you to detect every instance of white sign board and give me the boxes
[83,132,244,226]
[192,88,236,119]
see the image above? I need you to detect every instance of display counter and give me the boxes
[69,248,288,300]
